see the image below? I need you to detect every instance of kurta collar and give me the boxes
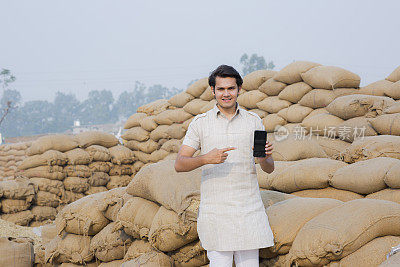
[212,102,242,119]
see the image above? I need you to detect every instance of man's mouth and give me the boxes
[222,98,231,102]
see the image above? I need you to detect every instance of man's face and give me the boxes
[212,76,240,110]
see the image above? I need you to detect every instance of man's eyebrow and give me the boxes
[216,86,236,89]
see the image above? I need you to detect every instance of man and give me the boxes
[175,65,275,267]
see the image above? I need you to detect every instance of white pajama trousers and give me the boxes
[207,249,259,267]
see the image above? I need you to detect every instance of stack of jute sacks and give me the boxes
[0,141,31,179]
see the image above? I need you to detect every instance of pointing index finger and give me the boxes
[222,147,236,152]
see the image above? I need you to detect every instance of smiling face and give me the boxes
[211,76,240,111]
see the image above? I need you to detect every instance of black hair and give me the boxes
[208,65,243,88]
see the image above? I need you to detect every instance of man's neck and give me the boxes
[217,102,238,120]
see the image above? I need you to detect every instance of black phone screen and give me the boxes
[253,130,267,157]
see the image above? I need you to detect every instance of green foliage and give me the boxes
[240,53,275,75]
[0,69,16,89]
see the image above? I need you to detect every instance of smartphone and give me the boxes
[253,130,267,157]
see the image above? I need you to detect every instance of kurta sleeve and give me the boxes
[182,118,201,150]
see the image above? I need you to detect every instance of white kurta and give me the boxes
[182,104,274,251]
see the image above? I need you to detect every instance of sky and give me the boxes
[1,0,400,102]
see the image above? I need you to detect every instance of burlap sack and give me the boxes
[1,210,34,226]
[301,113,344,137]
[150,125,169,141]
[359,79,393,96]
[88,172,110,187]
[65,148,92,165]
[123,250,174,266]
[109,165,133,176]
[64,177,90,193]
[0,237,34,267]
[56,192,110,236]
[122,127,150,142]
[22,165,65,180]
[266,198,343,255]
[0,176,36,200]
[64,165,91,177]
[262,114,286,132]
[96,187,132,221]
[336,135,400,163]
[1,198,31,213]
[126,160,201,222]
[185,78,208,97]
[277,104,312,123]
[237,90,267,109]
[248,108,267,119]
[384,161,400,188]
[109,145,134,165]
[301,66,361,89]
[27,135,78,156]
[61,191,85,205]
[384,102,400,114]
[256,96,291,113]
[106,175,132,189]
[76,131,119,148]
[88,161,112,173]
[137,99,170,116]
[140,116,158,132]
[273,61,321,84]
[35,190,61,207]
[260,255,289,266]
[277,82,312,103]
[124,113,147,129]
[30,177,64,196]
[182,117,194,131]
[19,150,68,170]
[326,94,396,120]
[114,197,160,239]
[242,70,276,91]
[132,161,145,172]
[256,161,295,189]
[90,222,133,262]
[154,109,193,125]
[386,66,400,82]
[259,78,287,96]
[334,116,377,142]
[292,187,363,202]
[41,223,58,243]
[309,136,350,158]
[288,199,400,266]
[161,139,182,153]
[133,151,152,163]
[31,206,57,221]
[366,189,400,204]
[45,234,93,264]
[183,99,209,115]
[299,88,358,109]
[85,186,108,195]
[166,124,186,139]
[148,206,198,252]
[85,145,111,162]
[368,113,400,136]
[171,240,209,267]
[123,239,153,262]
[272,158,347,193]
[169,92,195,107]
[385,80,400,99]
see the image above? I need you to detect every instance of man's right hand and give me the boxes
[203,147,236,164]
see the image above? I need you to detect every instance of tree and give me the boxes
[16,100,56,136]
[53,92,81,132]
[0,69,17,128]
[80,90,116,125]
[0,69,16,89]
[240,53,275,75]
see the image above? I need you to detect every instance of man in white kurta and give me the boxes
[175,65,275,267]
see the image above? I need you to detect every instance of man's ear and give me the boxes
[211,86,215,96]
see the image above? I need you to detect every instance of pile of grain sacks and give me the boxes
[0,141,30,178]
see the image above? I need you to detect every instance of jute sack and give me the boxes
[19,150,68,170]
[88,172,110,187]
[384,161,400,188]
[60,191,84,205]
[262,114,286,132]
[161,139,182,153]
[90,222,133,262]
[162,153,178,161]
[368,113,400,135]
[273,61,322,84]
[329,157,399,194]
[41,223,58,243]
[109,165,133,176]
[309,136,350,158]
[278,82,312,103]
[199,86,214,101]
[237,90,267,109]
[137,99,170,116]
[266,198,343,255]
[292,187,363,202]
[149,125,169,141]
[1,198,31,213]
[122,250,174,266]
[171,240,209,267]
[182,117,194,131]
[140,116,158,132]
[27,134,78,156]
[242,70,276,91]
[22,165,65,180]
[386,65,400,82]
[256,96,291,113]
[0,237,34,267]
[259,78,287,96]
[126,160,201,222]
[200,99,217,113]
[271,135,328,161]
[366,189,400,204]
[299,88,359,109]
[35,190,61,207]
[1,210,34,226]
[169,92,195,107]
[64,165,91,178]
[133,151,152,163]
[122,127,150,142]
[31,206,57,221]
[260,255,289,266]
[301,113,344,136]
[326,236,400,267]
[30,177,64,196]
[109,145,134,165]
[149,148,173,162]
[114,197,160,239]
[88,161,112,173]
[336,135,400,163]
[123,239,153,262]
[301,66,361,89]
[85,186,108,195]
[277,104,312,123]
[385,80,400,99]
[166,124,186,139]
[271,158,347,193]
[183,99,209,115]
[259,190,298,210]
[0,176,36,200]
[124,113,147,129]
[384,102,400,114]
[106,175,132,189]
[334,116,377,143]
[56,192,110,236]
[148,206,198,252]
[45,234,93,264]
[326,94,396,120]
[64,177,90,193]
[154,109,192,125]
[132,161,145,172]
[249,108,268,119]
[98,260,124,266]
[185,78,208,97]
[65,148,92,165]
[85,145,111,162]
[303,108,329,122]
[76,131,119,148]
[96,187,132,221]
[288,199,400,266]
[359,79,393,96]
[256,161,296,190]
